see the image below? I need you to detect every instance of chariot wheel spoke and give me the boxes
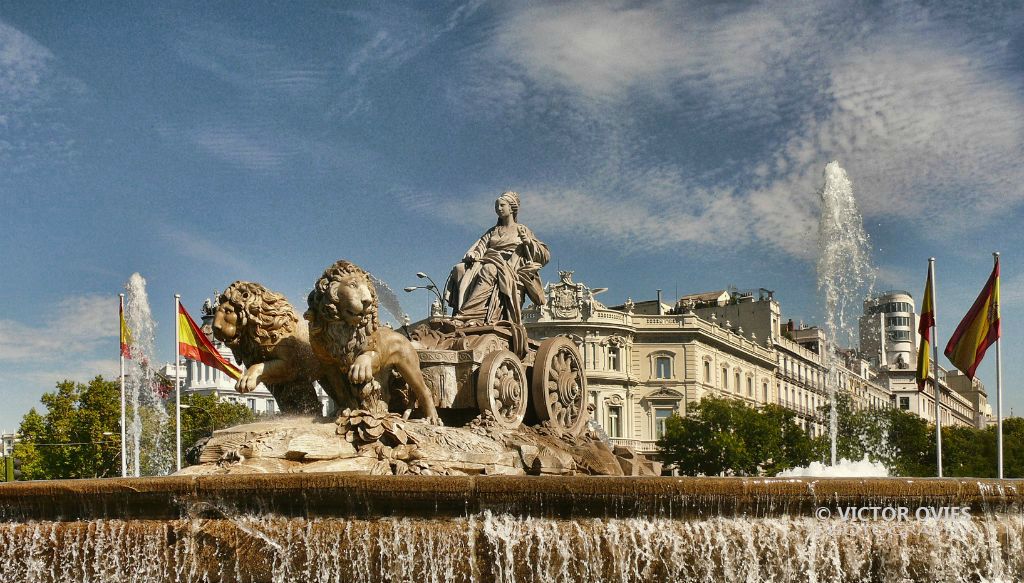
[477,350,527,429]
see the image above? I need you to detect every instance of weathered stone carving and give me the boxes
[444,191,550,326]
[550,271,582,319]
[180,414,662,477]
[305,260,442,425]
[212,281,323,415]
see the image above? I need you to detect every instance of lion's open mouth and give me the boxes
[342,307,364,322]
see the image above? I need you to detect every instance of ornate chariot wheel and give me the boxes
[530,336,588,435]
[476,349,529,429]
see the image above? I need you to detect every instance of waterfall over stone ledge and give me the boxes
[2,475,1023,582]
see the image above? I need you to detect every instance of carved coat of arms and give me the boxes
[549,271,580,319]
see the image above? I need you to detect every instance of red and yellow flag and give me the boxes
[944,260,1000,380]
[120,302,133,359]
[177,303,242,380]
[916,265,935,390]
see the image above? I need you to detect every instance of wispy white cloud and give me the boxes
[441,1,1024,260]
[778,40,1024,226]
[175,24,328,98]
[0,295,115,362]
[0,20,52,102]
[0,19,81,170]
[158,225,257,274]
[164,124,297,171]
[15,359,120,389]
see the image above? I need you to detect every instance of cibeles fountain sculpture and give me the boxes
[3,189,1024,583]
[187,191,656,478]
[211,281,323,415]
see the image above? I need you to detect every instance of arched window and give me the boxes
[734,371,741,393]
[703,360,711,383]
[722,366,729,390]
[747,377,753,397]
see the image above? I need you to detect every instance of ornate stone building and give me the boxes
[523,273,922,453]
[525,273,778,454]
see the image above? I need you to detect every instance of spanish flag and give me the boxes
[120,303,133,359]
[944,259,1000,380]
[915,264,935,390]
[177,303,242,380]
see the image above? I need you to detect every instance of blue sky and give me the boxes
[2,1,1023,432]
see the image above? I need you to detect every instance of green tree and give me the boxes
[943,425,992,478]
[819,393,935,477]
[657,397,822,476]
[175,392,259,456]
[882,407,935,476]
[14,377,122,480]
[999,418,1024,478]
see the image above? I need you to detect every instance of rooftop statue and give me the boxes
[211,281,323,415]
[444,191,550,326]
[305,260,442,425]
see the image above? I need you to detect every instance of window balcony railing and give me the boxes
[609,438,659,454]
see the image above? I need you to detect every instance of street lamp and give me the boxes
[404,272,446,317]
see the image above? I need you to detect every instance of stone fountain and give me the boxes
[3,190,1024,582]
[2,474,1023,581]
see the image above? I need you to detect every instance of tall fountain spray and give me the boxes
[123,273,173,476]
[816,162,874,466]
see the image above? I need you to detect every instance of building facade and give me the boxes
[524,273,891,453]
[860,291,988,428]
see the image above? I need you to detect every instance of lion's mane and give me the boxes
[219,281,299,366]
[305,260,379,371]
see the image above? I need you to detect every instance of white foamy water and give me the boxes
[123,273,173,476]
[2,510,1021,582]
[816,162,875,466]
[777,456,889,478]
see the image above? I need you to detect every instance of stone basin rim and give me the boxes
[2,475,1022,522]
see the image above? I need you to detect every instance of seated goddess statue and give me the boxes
[444,191,549,326]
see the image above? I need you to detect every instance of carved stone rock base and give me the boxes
[178,416,661,477]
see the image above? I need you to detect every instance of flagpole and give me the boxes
[994,252,1003,479]
[930,258,943,477]
[174,294,182,473]
[119,294,127,478]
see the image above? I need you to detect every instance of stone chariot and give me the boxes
[409,319,589,436]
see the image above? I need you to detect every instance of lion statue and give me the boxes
[212,281,324,415]
[304,260,441,425]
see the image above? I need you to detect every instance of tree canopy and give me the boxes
[657,397,822,476]
[658,392,1014,478]
[9,376,260,480]
[14,377,122,480]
